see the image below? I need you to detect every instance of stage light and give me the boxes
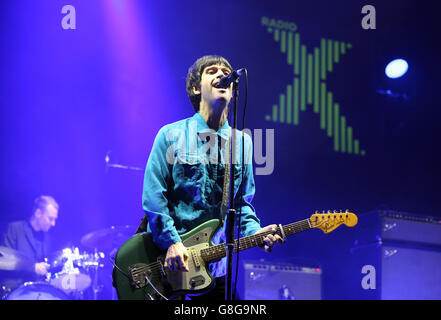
[385,59,408,79]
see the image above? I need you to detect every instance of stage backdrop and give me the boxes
[1,0,440,299]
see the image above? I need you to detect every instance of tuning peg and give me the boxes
[315,210,319,214]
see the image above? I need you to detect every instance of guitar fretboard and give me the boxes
[200,218,312,263]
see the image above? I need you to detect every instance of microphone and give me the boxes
[218,68,246,88]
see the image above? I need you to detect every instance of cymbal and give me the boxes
[0,246,33,271]
[80,225,134,250]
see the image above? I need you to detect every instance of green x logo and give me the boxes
[262,17,365,156]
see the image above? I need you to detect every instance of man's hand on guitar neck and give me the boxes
[163,224,284,272]
[255,224,285,252]
[164,242,189,272]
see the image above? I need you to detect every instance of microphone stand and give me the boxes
[105,151,144,172]
[225,79,239,301]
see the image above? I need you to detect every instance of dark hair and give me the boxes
[185,55,233,112]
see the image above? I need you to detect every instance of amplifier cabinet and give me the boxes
[381,245,441,299]
[354,210,441,246]
[349,210,441,299]
[239,260,322,300]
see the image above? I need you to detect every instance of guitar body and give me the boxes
[113,219,221,300]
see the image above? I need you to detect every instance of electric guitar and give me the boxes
[112,210,358,300]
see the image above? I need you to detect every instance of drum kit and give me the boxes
[0,225,134,300]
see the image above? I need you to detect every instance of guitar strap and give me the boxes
[220,127,232,224]
[135,215,148,234]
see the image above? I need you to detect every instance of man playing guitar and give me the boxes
[141,55,284,300]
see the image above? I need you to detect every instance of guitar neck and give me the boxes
[200,218,312,263]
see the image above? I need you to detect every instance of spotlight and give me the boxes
[385,59,408,79]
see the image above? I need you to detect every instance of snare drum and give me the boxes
[6,282,69,300]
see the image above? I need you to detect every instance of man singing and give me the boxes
[142,55,283,300]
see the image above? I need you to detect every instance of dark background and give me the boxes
[1,0,440,299]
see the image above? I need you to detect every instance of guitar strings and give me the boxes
[132,216,347,277]
[111,257,157,300]
[131,222,310,275]
[131,230,277,275]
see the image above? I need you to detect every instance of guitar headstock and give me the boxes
[310,210,358,234]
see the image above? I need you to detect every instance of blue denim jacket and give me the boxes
[142,112,261,277]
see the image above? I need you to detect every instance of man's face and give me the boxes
[35,204,58,232]
[193,64,233,109]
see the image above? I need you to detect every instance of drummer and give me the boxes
[0,195,59,293]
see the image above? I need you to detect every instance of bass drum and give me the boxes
[6,282,69,300]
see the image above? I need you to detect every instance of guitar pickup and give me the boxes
[128,263,150,289]
[190,249,201,268]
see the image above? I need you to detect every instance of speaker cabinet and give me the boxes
[349,210,441,299]
[381,245,441,299]
[238,260,322,300]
